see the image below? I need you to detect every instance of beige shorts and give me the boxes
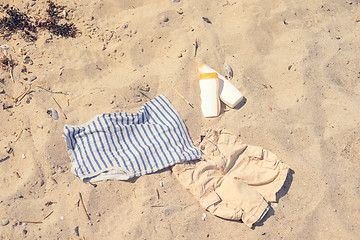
[172,129,290,227]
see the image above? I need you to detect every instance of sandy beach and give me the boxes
[1,0,360,239]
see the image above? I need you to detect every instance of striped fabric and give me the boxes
[63,95,201,183]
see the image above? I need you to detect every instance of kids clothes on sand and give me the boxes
[172,129,290,228]
[63,95,290,227]
[63,95,202,183]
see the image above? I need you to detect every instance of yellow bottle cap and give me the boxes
[197,64,205,72]
[200,72,218,79]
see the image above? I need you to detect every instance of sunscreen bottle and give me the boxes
[197,64,244,108]
[199,72,220,118]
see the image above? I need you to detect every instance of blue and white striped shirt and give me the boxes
[63,95,201,182]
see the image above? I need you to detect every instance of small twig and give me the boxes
[174,89,194,108]
[150,203,164,207]
[37,86,69,95]
[88,182,97,188]
[25,128,32,135]
[8,55,14,83]
[51,96,67,119]
[355,16,359,22]
[6,142,14,155]
[19,220,42,224]
[14,129,23,142]
[154,188,159,199]
[5,94,16,102]
[35,82,49,87]
[50,177,58,184]
[45,201,57,206]
[139,90,151,100]
[43,210,54,220]
[17,87,31,103]
[75,198,80,206]
[79,192,90,221]
[0,156,10,162]
[194,39,198,57]
[11,87,31,103]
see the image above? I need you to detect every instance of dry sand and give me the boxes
[1,0,360,239]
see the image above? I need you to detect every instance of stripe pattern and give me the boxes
[63,95,201,182]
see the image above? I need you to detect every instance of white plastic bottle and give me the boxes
[197,64,244,108]
[199,72,220,118]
